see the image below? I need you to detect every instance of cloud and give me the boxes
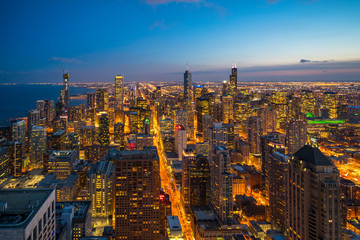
[300,59,334,63]
[145,0,200,4]
[267,0,279,3]
[49,57,81,64]
[149,20,176,31]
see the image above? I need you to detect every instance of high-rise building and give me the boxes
[115,75,124,110]
[129,85,136,108]
[175,110,188,131]
[301,90,316,116]
[196,96,210,136]
[36,100,46,118]
[182,147,195,218]
[247,116,262,155]
[175,125,187,161]
[29,126,46,168]
[11,120,26,156]
[203,115,213,142]
[286,118,307,154]
[189,155,211,206]
[159,190,172,236]
[222,95,234,124]
[210,146,233,224]
[87,93,96,110]
[44,99,55,126]
[112,149,160,239]
[48,150,77,180]
[268,151,289,231]
[80,125,96,148]
[324,91,338,119]
[114,122,125,146]
[184,64,192,102]
[271,91,288,128]
[96,88,109,111]
[287,145,341,239]
[222,80,229,96]
[28,109,40,131]
[3,141,23,177]
[0,147,9,182]
[60,73,70,113]
[87,160,114,220]
[229,64,238,97]
[98,113,110,146]
[56,201,92,240]
[209,122,228,157]
[0,189,56,240]
[258,106,277,135]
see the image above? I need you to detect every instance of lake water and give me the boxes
[0,84,94,125]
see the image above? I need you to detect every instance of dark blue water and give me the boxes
[0,84,94,125]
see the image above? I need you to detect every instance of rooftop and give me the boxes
[0,189,54,228]
[293,145,333,166]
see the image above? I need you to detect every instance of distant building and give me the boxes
[0,189,56,240]
[0,147,9,182]
[286,118,307,154]
[247,116,262,155]
[115,75,124,110]
[29,126,46,168]
[98,114,110,146]
[175,125,187,161]
[48,150,77,180]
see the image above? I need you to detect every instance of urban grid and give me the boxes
[1,1,360,240]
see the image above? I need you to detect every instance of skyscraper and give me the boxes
[96,88,109,111]
[62,73,70,113]
[286,118,307,154]
[247,116,262,155]
[27,109,40,131]
[112,149,160,239]
[29,126,46,168]
[258,106,277,135]
[196,96,210,137]
[87,160,114,220]
[268,151,289,231]
[175,125,187,161]
[209,122,228,158]
[11,120,26,156]
[229,64,238,97]
[115,75,124,110]
[210,146,233,224]
[324,91,338,119]
[222,95,234,124]
[98,113,110,146]
[184,64,192,102]
[287,145,341,239]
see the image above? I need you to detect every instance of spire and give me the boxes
[186,62,189,71]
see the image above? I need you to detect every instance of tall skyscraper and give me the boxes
[11,120,26,156]
[210,146,233,224]
[222,95,234,124]
[27,109,40,131]
[247,116,262,155]
[209,122,228,158]
[86,93,96,110]
[196,96,210,136]
[115,75,124,110]
[301,90,316,116]
[175,125,187,161]
[96,88,109,111]
[87,160,114,220]
[182,147,196,218]
[98,113,110,146]
[3,141,23,177]
[44,99,55,126]
[324,91,338,119]
[112,149,160,239]
[229,64,238,97]
[184,64,192,102]
[189,155,211,206]
[258,106,277,135]
[29,126,46,168]
[62,72,70,113]
[287,145,341,239]
[36,100,46,118]
[268,151,289,231]
[286,118,307,154]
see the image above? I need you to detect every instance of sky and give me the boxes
[0,0,360,83]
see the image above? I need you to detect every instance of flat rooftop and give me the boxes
[0,189,54,228]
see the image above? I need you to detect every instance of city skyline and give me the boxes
[1,0,360,83]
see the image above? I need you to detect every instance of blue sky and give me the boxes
[0,0,360,83]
